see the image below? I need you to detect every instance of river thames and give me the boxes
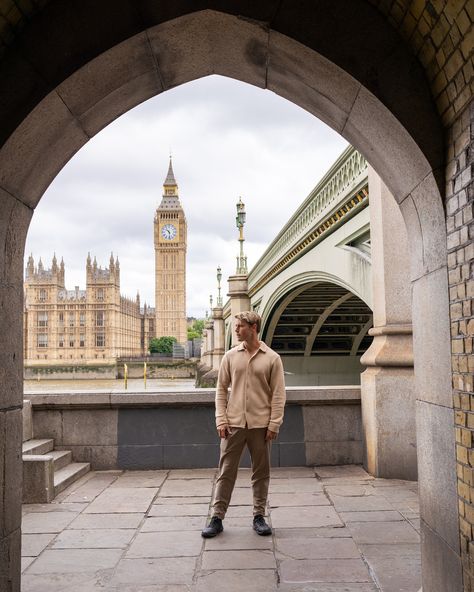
[24,377,198,392]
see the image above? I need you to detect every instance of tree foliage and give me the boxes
[149,336,177,354]
[187,319,205,341]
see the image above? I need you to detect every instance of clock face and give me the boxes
[161,223,177,240]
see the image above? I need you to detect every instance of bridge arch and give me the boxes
[0,3,458,590]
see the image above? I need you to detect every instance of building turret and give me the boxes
[26,254,34,278]
[51,253,58,274]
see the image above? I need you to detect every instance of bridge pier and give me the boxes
[227,274,250,347]
[361,168,417,480]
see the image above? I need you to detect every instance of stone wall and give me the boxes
[27,388,363,470]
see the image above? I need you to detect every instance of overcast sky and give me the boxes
[25,75,347,318]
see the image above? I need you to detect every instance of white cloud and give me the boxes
[25,75,347,317]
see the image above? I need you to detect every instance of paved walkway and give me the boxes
[21,465,421,592]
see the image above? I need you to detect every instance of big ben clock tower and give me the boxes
[154,158,187,344]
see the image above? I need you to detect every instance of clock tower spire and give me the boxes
[154,158,188,345]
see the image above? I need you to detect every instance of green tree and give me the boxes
[187,319,205,340]
[149,336,177,354]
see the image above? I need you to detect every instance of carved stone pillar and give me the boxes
[204,319,214,370]
[212,307,225,371]
[227,275,250,346]
[360,167,417,480]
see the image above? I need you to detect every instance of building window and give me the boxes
[96,333,105,347]
[38,289,47,302]
[79,334,85,347]
[79,313,85,326]
[97,288,104,301]
[58,312,64,325]
[37,334,48,348]
[69,313,75,327]
[96,311,105,327]
[37,312,48,328]
[69,337,75,347]
[59,335,64,348]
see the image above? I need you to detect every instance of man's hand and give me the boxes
[218,424,232,439]
[265,429,278,441]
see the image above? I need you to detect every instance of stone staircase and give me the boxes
[22,400,90,503]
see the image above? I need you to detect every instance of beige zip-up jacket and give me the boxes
[215,341,286,433]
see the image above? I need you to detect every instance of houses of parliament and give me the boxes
[23,160,188,365]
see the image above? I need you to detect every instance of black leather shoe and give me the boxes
[201,516,223,538]
[253,514,272,536]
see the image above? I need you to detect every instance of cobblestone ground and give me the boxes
[21,465,421,591]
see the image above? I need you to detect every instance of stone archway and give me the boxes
[0,4,458,591]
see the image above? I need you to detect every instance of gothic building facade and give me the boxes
[23,160,186,365]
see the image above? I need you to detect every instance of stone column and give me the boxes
[204,319,214,369]
[212,307,225,371]
[227,275,250,346]
[360,167,417,480]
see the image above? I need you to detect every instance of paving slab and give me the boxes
[280,558,372,584]
[340,510,403,523]
[269,493,330,507]
[322,485,376,497]
[204,527,273,550]
[348,521,420,545]
[148,503,209,517]
[195,569,277,592]
[271,467,316,479]
[21,572,110,591]
[22,533,56,557]
[329,495,394,512]
[315,466,372,480]
[109,470,167,488]
[52,528,135,548]
[201,549,276,570]
[58,473,119,503]
[21,556,36,572]
[24,548,123,574]
[22,512,79,534]
[67,512,144,530]
[109,557,196,586]
[168,468,217,479]
[277,584,378,591]
[276,537,361,560]
[84,487,157,513]
[22,502,87,515]
[153,495,210,505]
[270,505,343,529]
[140,515,205,531]
[104,586,190,592]
[274,526,351,539]
[270,478,324,493]
[126,531,203,557]
[158,479,213,497]
[360,543,422,592]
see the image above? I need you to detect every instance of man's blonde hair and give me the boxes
[235,311,262,333]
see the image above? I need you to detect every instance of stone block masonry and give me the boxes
[27,388,363,471]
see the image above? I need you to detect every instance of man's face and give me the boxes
[235,319,254,342]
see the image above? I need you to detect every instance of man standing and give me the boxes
[202,311,286,538]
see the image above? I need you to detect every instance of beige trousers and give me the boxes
[212,427,271,518]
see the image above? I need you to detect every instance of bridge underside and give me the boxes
[262,282,373,386]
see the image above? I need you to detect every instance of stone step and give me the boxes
[49,449,72,471]
[54,463,90,497]
[22,439,54,456]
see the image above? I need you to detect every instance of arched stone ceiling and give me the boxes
[265,282,373,357]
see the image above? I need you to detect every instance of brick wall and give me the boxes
[450,100,474,589]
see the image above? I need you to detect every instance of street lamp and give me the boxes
[217,266,223,307]
[235,197,248,274]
